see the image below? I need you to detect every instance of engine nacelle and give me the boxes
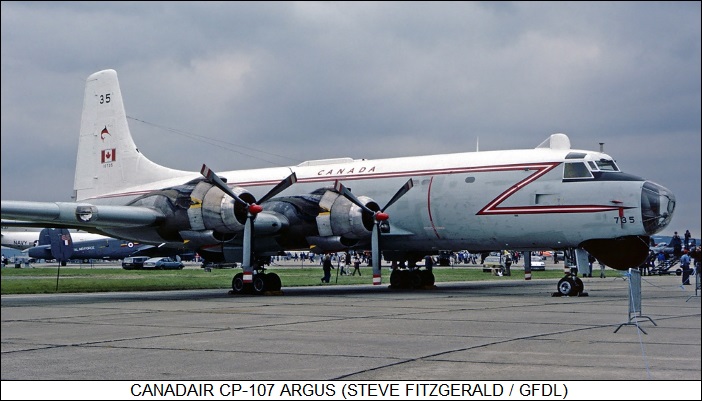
[187,181,254,234]
[178,229,235,248]
[306,235,360,253]
[316,190,377,239]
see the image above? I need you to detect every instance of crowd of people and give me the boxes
[642,229,700,285]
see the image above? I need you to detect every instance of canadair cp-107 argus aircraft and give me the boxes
[1,69,676,296]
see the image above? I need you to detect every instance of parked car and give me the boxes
[141,257,184,270]
[525,253,545,271]
[482,251,507,273]
[121,256,150,270]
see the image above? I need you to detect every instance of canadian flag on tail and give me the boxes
[101,148,116,163]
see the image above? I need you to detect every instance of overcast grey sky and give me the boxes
[1,2,700,238]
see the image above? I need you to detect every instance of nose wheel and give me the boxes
[554,275,585,297]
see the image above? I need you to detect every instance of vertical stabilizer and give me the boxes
[73,70,190,201]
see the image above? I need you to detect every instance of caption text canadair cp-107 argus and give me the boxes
[1,69,676,296]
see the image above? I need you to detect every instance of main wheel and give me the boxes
[232,273,245,294]
[409,270,423,289]
[573,277,584,294]
[390,270,403,288]
[266,273,282,292]
[253,274,267,294]
[557,277,576,296]
[421,270,435,287]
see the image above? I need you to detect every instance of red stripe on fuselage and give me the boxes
[83,161,631,216]
[474,163,628,215]
[426,176,441,239]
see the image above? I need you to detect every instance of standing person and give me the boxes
[352,254,362,276]
[338,253,347,275]
[480,252,489,265]
[679,249,691,285]
[684,230,691,250]
[639,251,653,276]
[424,255,433,272]
[691,246,701,276]
[321,254,332,283]
[503,250,512,276]
[670,231,683,258]
[657,250,666,267]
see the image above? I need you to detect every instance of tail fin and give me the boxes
[37,228,53,246]
[73,69,190,201]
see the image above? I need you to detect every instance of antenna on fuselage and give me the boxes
[476,137,479,152]
[599,142,604,152]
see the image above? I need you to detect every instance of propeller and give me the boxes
[201,164,297,281]
[334,178,413,284]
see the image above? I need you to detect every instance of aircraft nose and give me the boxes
[640,181,675,235]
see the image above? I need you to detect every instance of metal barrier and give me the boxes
[614,268,657,334]
[687,270,700,302]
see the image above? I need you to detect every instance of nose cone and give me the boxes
[641,181,675,235]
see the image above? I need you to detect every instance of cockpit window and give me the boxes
[563,162,593,179]
[596,159,619,171]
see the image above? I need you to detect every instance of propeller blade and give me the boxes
[258,172,298,204]
[334,181,375,215]
[242,216,253,274]
[200,164,248,206]
[371,223,381,283]
[333,179,414,285]
[381,179,414,212]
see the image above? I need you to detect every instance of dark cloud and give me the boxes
[2,1,700,237]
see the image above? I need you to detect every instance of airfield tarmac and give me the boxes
[1,263,700,387]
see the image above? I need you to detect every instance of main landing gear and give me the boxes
[231,266,282,295]
[389,268,435,289]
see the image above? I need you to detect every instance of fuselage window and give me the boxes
[596,159,619,171]
[563,162,593,179]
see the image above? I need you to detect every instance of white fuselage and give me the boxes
[85,146,658,253]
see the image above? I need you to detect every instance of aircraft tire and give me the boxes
[389,270,403,288]
[557,277,576,296]
[573,277,584,294]
[266,273,282,292]
[232,273,245,294]
[253,274,267,294]
[421,270,435,287]
[410,270,423,289]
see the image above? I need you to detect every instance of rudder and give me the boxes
[73,69,190,201]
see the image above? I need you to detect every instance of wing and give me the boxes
[1,201,165,231]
